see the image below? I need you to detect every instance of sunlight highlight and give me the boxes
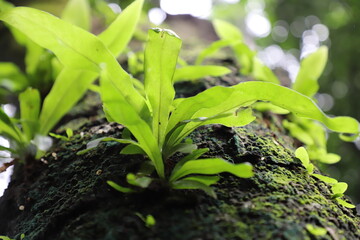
[160,0,212,18]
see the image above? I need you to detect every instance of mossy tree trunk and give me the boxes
[0,103,359,239]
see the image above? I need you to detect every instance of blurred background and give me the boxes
[1,0,359,202]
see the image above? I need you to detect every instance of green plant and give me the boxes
[0,233,25,240]
[135,212,156,228]
[0,0,144,164]
[295,147,355,208]
[1,5,358,196]
[203,19,348,165]
[49,128,74,141]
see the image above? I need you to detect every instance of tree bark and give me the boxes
[0,100,359,239]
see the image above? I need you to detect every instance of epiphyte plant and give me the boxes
[202,19,350,165]
[295,147,355,208]
[1,4,359,196]
[0,0,143,164]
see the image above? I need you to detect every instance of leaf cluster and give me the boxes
[0,2,359,197]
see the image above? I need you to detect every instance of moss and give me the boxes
[0,116,359,240]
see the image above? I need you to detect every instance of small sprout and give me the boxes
[49,128,74,141]
[306,224,327,236]
[135,212,156,228]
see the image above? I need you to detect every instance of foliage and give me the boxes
[295,147,355,208]
[0,2,359,198]
[0,0,143,161]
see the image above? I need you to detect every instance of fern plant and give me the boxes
[0,0,144,164]
[1,5,358,196]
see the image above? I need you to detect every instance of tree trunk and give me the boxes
[0,97,359,239]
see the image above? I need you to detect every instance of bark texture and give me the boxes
[0,108,359,239]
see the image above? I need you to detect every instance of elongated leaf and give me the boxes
[180,175,220,186]
[144,28,181,147]
[170,158,253,182]
[171,179,216,198]
[0,7,106,71]
[283,120,314,145]
[0,106,23,143]
[167,82,359,146]
[195,39,236,65]
[98,0,144,57]
[107,180,134,193]
[39,68,97,135]
[252,58,280,84]
[101,69,164,178]
[1,7,148,115]
[173,65,231,82]
[8,27,45,76]
[0,62,27,92]
[213,19,243,42]
[126,173,152,188]
[335,198,355,208]
[312,174,338,184]
[61,0,91,31]
[19,88,40,141]
[293,46,328,97]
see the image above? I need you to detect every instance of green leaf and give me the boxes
[0,108,23,143]
[293,46,328,97]
[180,175,220,186]
[170,158,253,182]
[49,132,69,141]
[9,27,45,76]
[253,102,290,114]
[0,7,104,71]
[126,173,152,188]
[312,174,338,184]
[144,28,182,147]
[318,153,341,164]
[305,163,314,174]
[195,39,236,65]
[252,58,280,84]
[173,66,231,82]
[331,182,348,194]
[61,0,91,31]
[335,198,355,208]
[283,120,314,145]
[66,128,73,139]
[172,179,217,198]
[100,69,164,178]
[213,19,243,42]
[135,213,156,228]
[120,144,146,155]
[295,147,310,168]
[39,68,98,135]
[305,224,327,236]
[0,236,12,240]
[0,145,15,153]
[107,180,134,193]
[19,88,40,141]
[167,82,359,149]
[0,62,28,92]
[98,0,144,57]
